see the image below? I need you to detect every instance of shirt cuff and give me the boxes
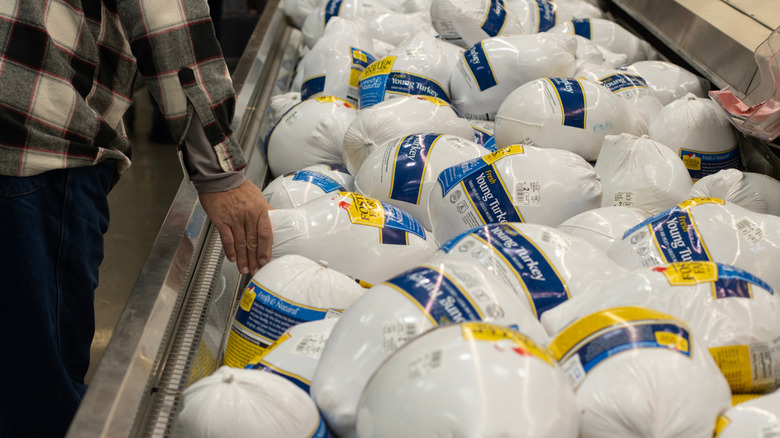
[183,112,246,193]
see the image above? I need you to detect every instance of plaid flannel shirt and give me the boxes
[0,0,246,178]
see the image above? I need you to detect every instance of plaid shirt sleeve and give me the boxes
[117,0,246,174]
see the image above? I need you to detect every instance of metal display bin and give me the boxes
[67,1,780,436]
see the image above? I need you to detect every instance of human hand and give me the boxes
[198,180,273,275]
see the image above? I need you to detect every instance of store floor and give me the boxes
[87,89,183,384]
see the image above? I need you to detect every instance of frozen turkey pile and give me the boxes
[263,164,355,209]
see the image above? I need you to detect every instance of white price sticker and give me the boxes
[612,191,635,207]
[561,354,586,391]
[292,333,328,359]
[408,349,444,380]
[383,319,422,354]
[736,217,765,244]
[541,229,571,251]
[513,181,541,206]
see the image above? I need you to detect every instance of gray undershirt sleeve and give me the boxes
[183,112,246,193]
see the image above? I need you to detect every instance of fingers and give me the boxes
[255,207,273,268]
[231,225,251,275]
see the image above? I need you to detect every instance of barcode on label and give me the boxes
[324,309,343,320]
[612,191,635,207]
[518,137,540,148]
[761,425,780,437]
[736,217,765,244]
[749,337,780,390]
[561,355,586,391]
[541,230,571,250]
[292,334,328,359]
[404,48,427,58]
[513,181,541,206]
[383,319,421,354]
[408,349,444,380]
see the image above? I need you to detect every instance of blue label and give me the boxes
[680,146,743,181]
[472,125,492,146]
[716,263,774,297]
[624,207,711,263]
[386,266,483,325]
[597,73,648,93]
[464,42,498,92]
[536,0,557,32]
[390,134,441,204]
[292,170,345,193]
[324,163,351,174]
[324,0,344,25]
[351,48,375,69]
[463,166,523,225]
[438,157,492,195]
[547,77,587,129]
[481,0,508,37]
[234,282,330,343]
[311,418,332,438]
[360,72,450,107]
[301,75,326,101]
[571,18,592,39]
[482,136,498,152]
[381,201,427,241]
[469,224,570,318]
[575,322,692,374]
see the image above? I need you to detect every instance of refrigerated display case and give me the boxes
[66,1,780,436]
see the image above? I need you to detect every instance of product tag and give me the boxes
[709,336,780,393]
[736,217,765,244]
[612,191,635,207]
[382,318,423,354]
[408,349,444,380]
[292,333,328,359]
[513,180,541,206]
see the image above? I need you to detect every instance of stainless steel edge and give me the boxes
[66,1,292,436]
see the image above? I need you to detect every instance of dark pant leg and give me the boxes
[0,160,114,438]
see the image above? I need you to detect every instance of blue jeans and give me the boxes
[0,160,115,438]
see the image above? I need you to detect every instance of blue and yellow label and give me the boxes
[653,261,773,299]
[472,125,493,146]
[301,75,326,101]
[570,18,592,39]
[680,146,743,181]
[546,77,587,129]
[482,136,498,152]
[349,47,376,88]
[461,322,556,366]
[232,281,333,345]
[385,266,484,325]
[463,42,498,92]
[323,0,344,25]
[338,192,426,244]
[597,73,648,93]
[291,170,345,193]
[623,198,723,263]
[390,134,440,204]
[248,360,312,393]
[535,0,557,32]
[481,0,508,37]
[437,146,526,225]
[548,307,693,385]
[359,56,450,108]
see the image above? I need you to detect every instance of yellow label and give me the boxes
[461,322,555,366]
[655,331,689,354]
[339,192,385,228]
[547,306,683,361]
[315,95,353,108]
[247,332,292,367]
[682,153,702,171]
[223,328,267,368]
[188,338,217,386]
[416,95,450,107]
[360,56,396,80]
[731,393,762,406]
[351,48,368,64]
[709,345,753,392]
[677,197,725,210]
[660,262,718,286]
[350,69,362,88]
[482,145,524,165]
[713,415,731,436]
[239,287,256,312]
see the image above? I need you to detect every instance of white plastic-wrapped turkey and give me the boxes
[507,0,560,33]
[300,17,376,105]
[548,306,732,438]
[366,10,434,46]
[578,66,664,124]
[342,95,474,174]
[448,34,577,120]
[268,191,437,284]
[179,366,328,438]
[301,0,393,48]
[649,94,743,181]
[595,133,693,214]
[557,206,651,254]
[542,261,780,393]
[609,197,780,294]
[620,60,710,105]
[358,32,453,108]
[432,223,626,318]
[715,390,780,438]
[284,0,327,28]
[356,322,579,438]
[690,169,780,216]
[548,18,657,64]
[223,255,365,368]
[245,318,338,393]
[355,133,489,230]
[269,91,302,124]
[428,145,602,244]
[430,0,526,48]
[493,77,648,161]
[264,95,357,176]
[263,164,355,209]
[310,259,549,437]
